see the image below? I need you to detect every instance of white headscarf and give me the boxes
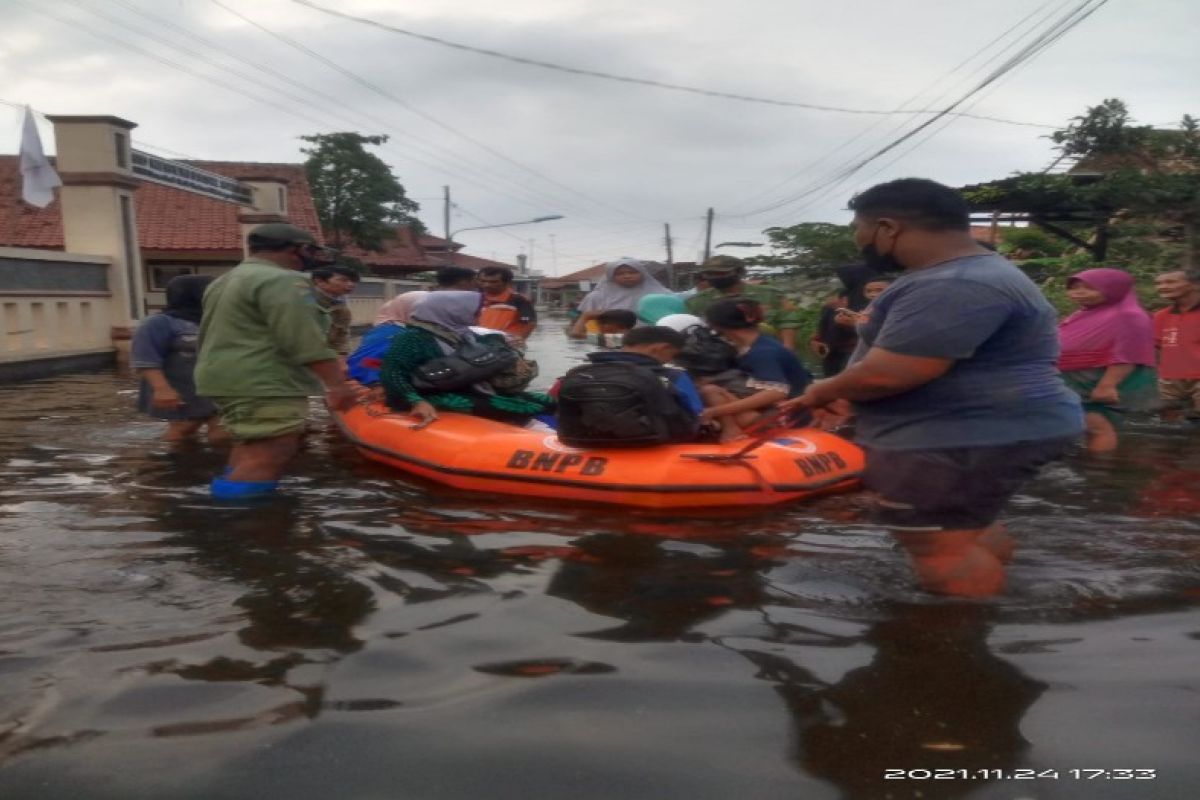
[577,258,670,313]
[656,313,705,333]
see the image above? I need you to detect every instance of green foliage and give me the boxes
[964,99,1200,270]
[998,227,1067,259]
[752,222,860,276]
[301,132,422,252]
[1051,98,1146,158]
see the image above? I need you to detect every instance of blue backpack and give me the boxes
[347,324,402,385]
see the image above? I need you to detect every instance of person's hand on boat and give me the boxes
[698,404,734,424]
[323,383,360,411]
[811,400,853,431]
[151,387,185,410]
[410,401,438,428]
[782,380,836,411]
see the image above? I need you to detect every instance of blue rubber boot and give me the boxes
[210,476,279,500]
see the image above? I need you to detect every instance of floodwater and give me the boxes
[1,320,1198,800]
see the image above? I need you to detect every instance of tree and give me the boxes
[752,222,860,276]
[301,132,422,251]
[962,99,1200,268]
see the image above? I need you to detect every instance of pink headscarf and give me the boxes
[1058,268,1155,371]
[374,290,429,325]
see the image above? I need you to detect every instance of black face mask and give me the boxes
[859,243,905,274]
[707,275,740,290]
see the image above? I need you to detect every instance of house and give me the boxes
[339,227,519,278]
[0,155,324,311]
[0,113,530,379]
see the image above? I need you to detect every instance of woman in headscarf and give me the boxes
[131,274,226,442]
[380,291,554,427]
[1058,267,1157,452]
[375,290,429,325]
[568,258,670,337]
[349,291,431,386]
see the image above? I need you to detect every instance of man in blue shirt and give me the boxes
[782,178,1083,597]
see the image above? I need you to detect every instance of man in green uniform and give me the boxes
[196,223,358,499]
[684,255,802,349]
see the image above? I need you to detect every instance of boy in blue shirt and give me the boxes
[700,298,812,441]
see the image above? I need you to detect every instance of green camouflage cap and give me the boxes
[247,223,320,246]
[700,255,745,273]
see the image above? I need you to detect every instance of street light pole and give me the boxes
[447,214,564,269]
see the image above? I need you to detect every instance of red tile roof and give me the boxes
[0,156,64,250]
[1,157,510,274]
[340,225,516,275]
[540,263,607,288]
[417,233,462,251]
[0,156,323,255]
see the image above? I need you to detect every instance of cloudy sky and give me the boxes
[1,0,1196,275]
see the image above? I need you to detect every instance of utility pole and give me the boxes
[443,185,453,265]
[664,223,674,290]
[702,207,714,263]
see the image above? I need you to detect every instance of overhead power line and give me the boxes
[722,0,1069,216]
[288,0,1057,130]
[96,0,601,220]
[211,0,644,224]
[734,0,1110,222]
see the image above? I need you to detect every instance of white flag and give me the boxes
[19,106,61,208]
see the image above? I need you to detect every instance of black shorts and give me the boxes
[862,437,1077,531]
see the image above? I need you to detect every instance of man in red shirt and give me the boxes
[477,266,537,342]
[1153,268,1200,420]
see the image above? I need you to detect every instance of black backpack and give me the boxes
[557,362,699,448]
[410,339,520,393]
[675,325,738,376]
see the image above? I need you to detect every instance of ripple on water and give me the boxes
[1,361,1199,799]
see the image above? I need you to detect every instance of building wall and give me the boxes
[0,248,115,380]
[346,278,428,327]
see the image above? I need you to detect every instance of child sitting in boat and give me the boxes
[589,309,638,348]
[699,298,812,441]
[380,291,553,427]
[556,326,703,447]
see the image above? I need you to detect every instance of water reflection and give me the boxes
[1,359,1199,799]
[542,533,781,642]
[732,604,1044,800]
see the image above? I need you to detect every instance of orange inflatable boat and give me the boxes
[334,402,863,510]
